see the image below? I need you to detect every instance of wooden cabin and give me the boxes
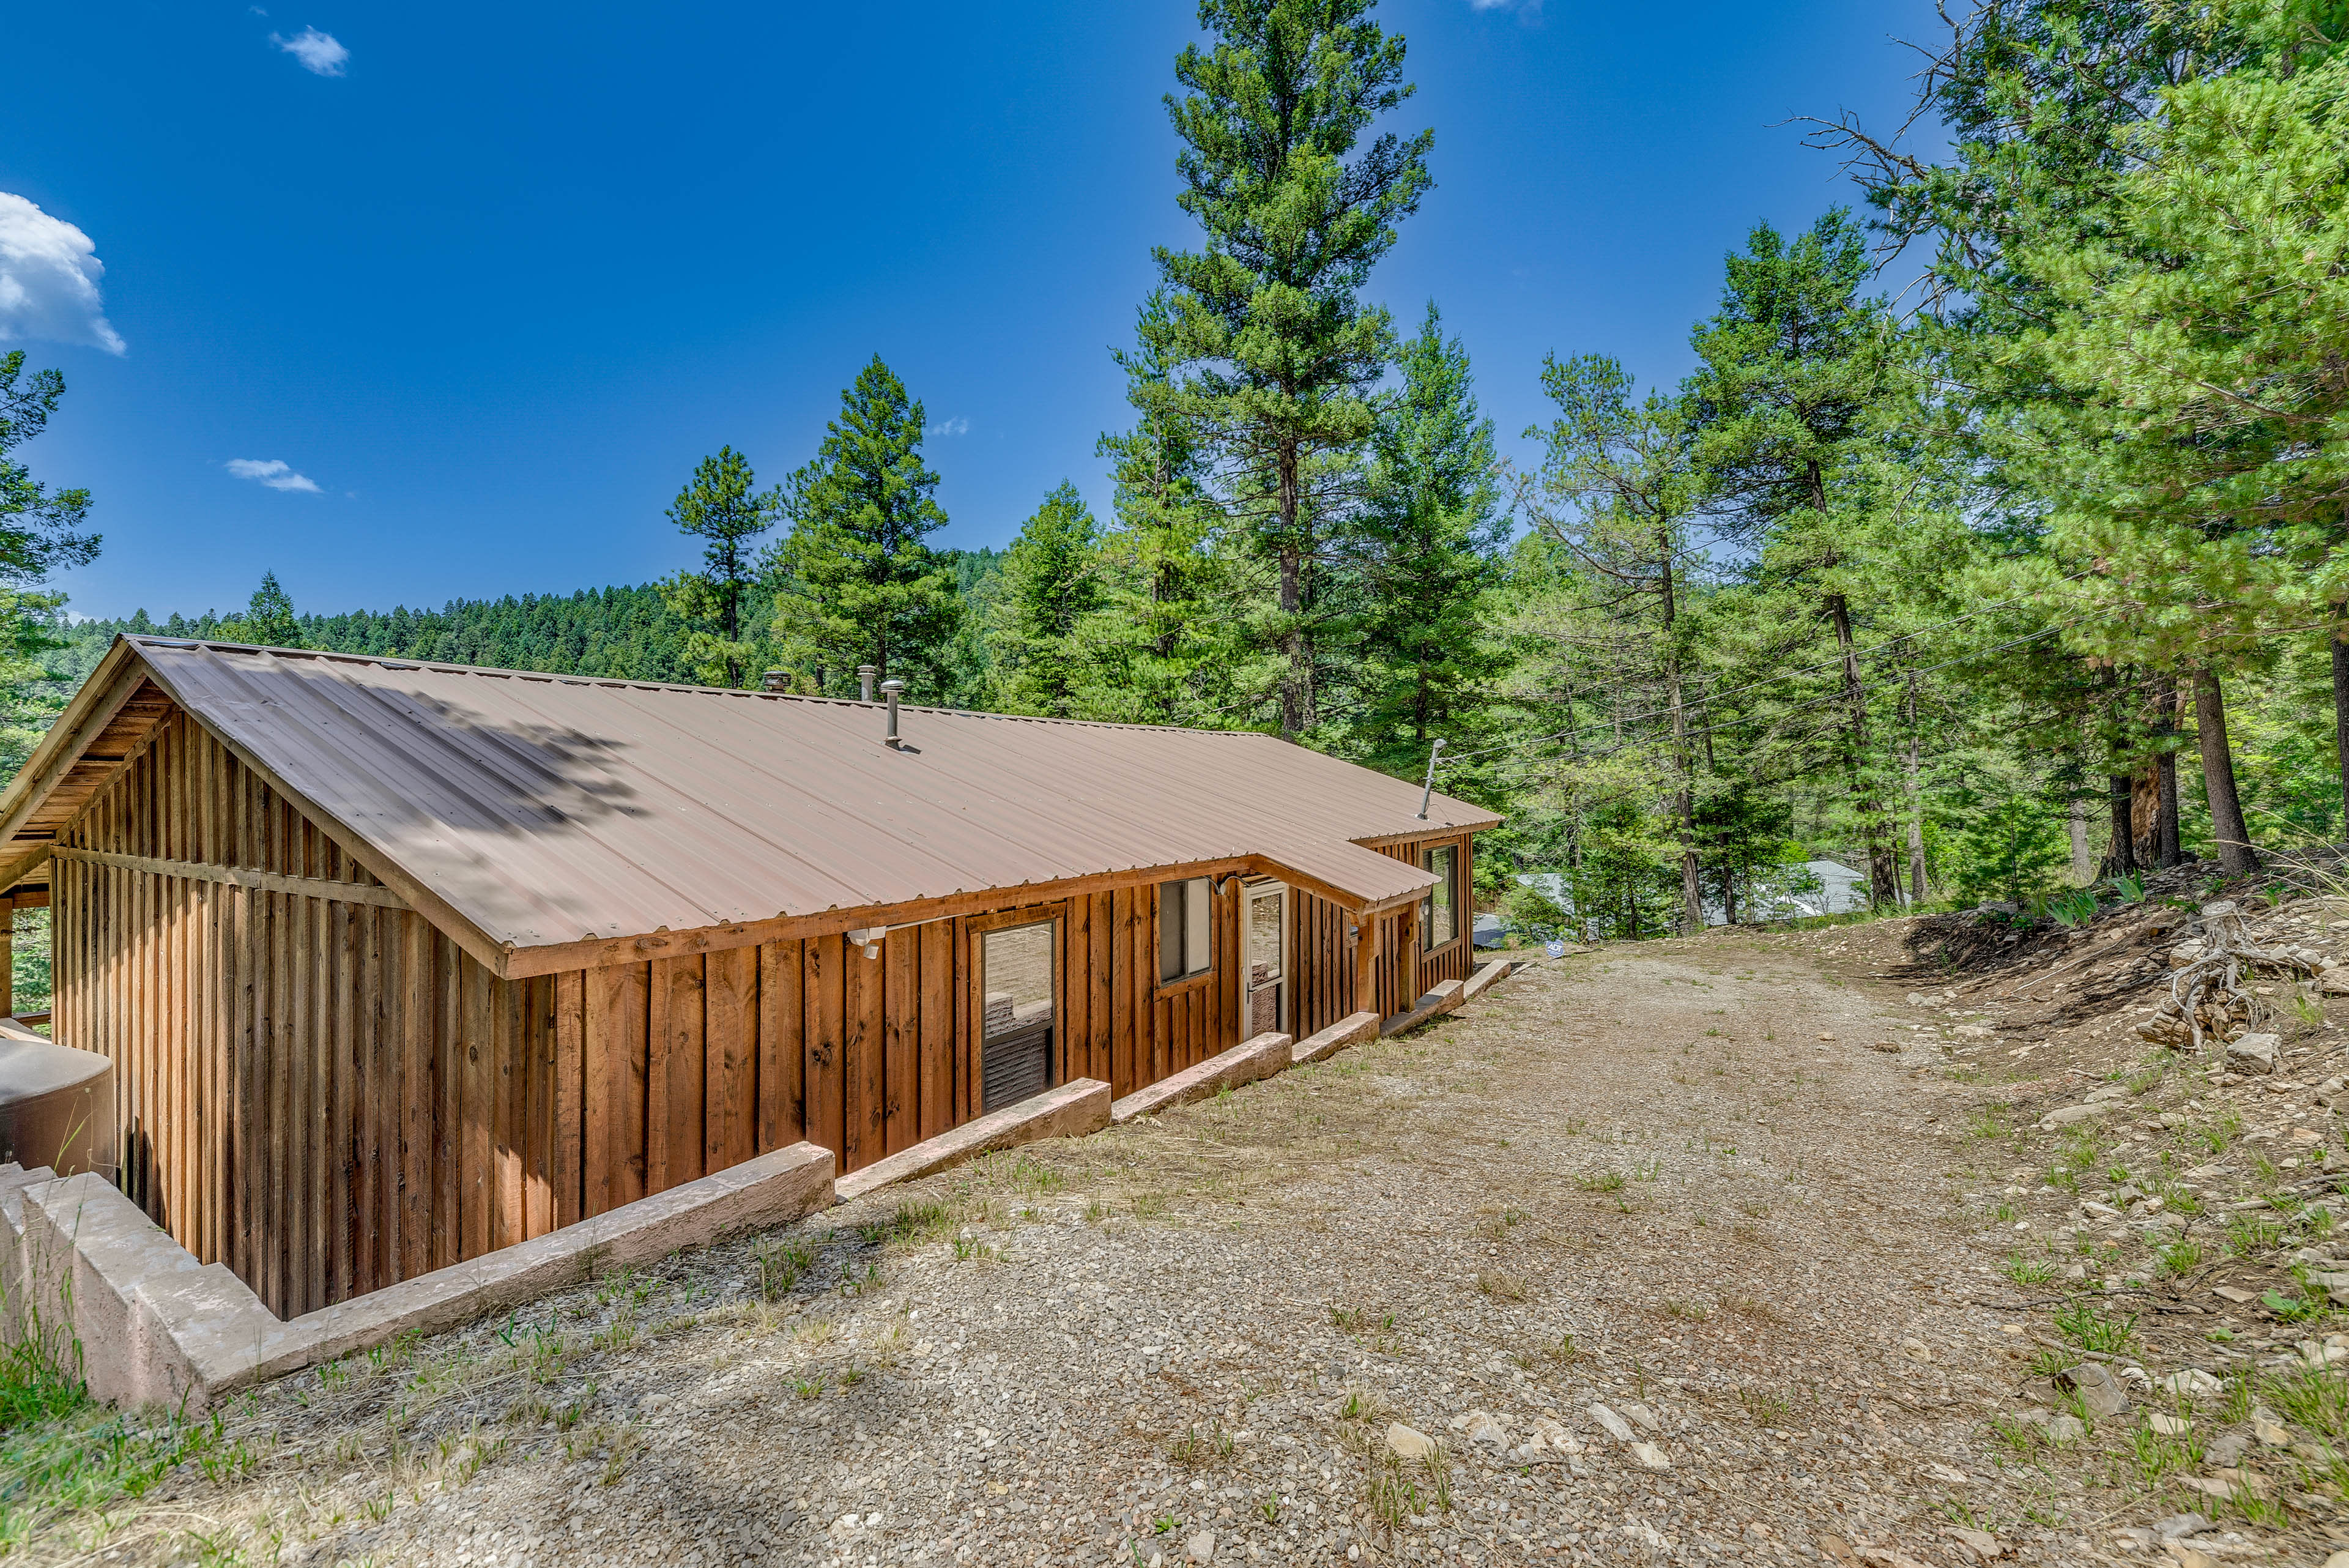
[0,637,1498,1317]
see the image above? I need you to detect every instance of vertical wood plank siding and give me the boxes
[56,704,1485,1313]
[1287,833,1477,1041]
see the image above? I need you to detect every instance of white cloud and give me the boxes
[0,192,125,355]
[226,458,322,493]
[928,416,970,437]
[272,26,349,76]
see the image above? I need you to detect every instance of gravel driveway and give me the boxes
[34,930,2149,1567]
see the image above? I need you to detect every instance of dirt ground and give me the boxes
[26,920,2336,1567]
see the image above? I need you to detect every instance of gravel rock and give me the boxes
[2228,1033,2280,1073]
[1587,1403,1636,1443]
[1384,1422,1436,1460]
[2056,1363,2129,1418]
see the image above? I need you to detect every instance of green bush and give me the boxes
[1950,796,2069,907]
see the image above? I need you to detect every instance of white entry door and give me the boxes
[1245,881,1288,1036]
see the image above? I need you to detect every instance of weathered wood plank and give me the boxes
[656,954,705,1192]
[493,975,522,1250]
[881,932,915,1157]
[1109,886,1134,1100]
[552,969,584,1229]
[803,936,845,1162]
[757,939,803,1152]
[48,845,412,908]
[705,943,754,1175]
[522,975,553,1240]
[916,920,952,1140]
[843,940,882,1173]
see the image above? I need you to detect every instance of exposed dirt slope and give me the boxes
[27,924,2337,1567]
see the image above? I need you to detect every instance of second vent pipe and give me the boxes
[858,665,878,702]
[881,679,905,748]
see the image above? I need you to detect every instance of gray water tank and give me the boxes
[0,1036,113,1180]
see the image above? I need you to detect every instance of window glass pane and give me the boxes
[1184,877,1212,977]
[1427,845,1457,948]
[1248,888,1284,983]
[1157,880,1186,983]
[982,921,1054,1039]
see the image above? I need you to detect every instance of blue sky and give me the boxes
[2,1,1937,621]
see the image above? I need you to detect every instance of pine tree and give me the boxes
[1686,211,1913,908]
[1093,292,1269,727]
[0,351,100,770]
[768,357,962,699]
[1138,0,1433,740]
[221,572,304,648]
[1350,304,1503,777]
[1523,352,1707,934]
[991,483,1107,718]
[659,445,780,688]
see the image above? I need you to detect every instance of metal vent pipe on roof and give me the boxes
[1416,737,1446,820]
[858,665,878,702]
[881,679,905,748]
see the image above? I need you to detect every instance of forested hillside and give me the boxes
[8,0,2348,945]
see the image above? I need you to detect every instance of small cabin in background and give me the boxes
[0,637,1496,1317]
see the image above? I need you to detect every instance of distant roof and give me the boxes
[0,638,1498,974]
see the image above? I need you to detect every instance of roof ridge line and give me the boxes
[121,636,1271,738]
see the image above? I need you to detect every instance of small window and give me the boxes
[1423,844,1458,951]
[1158,877,1213,983]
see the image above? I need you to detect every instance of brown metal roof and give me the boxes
[4,637,1498,970]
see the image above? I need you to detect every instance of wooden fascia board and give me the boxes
[502,856,1263,978]
[0,648,154,847]
[499,848,1430,980]
[1351,822,1500,850]
[123,660,516,978]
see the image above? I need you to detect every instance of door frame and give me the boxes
[1243,878,1289,1036]
[961,901,1068,1123]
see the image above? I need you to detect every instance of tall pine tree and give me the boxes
[1352,304,1502,775]
[1687,212,1912,908]
[1138,0,1432,740]
[768,357,962,698]
[659,445,780,688]
[991,482,1107,718]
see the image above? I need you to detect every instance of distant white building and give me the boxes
[1505,860,1872,936]
[1706,859,1868,924]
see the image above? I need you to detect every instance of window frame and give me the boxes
[1155,875,1215,991]
[1422,842,1462,954]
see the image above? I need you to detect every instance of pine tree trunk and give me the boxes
[2154,674,2183,867]
[2192,667,2259,875]
[1274,437,1309,741]
[1828,595,1899,908]
[2333,613,2349,838]
[1661,526,1702,936]
[2067,801,2091,885]
[2108,774,2136,876]
[1902,674,1927,905]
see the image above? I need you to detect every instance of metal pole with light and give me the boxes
[1415,738,1445,820]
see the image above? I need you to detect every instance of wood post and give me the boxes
[0,902,13,1018]
[1353,914,1379,1018]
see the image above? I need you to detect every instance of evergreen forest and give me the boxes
[13,0,2349,943]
